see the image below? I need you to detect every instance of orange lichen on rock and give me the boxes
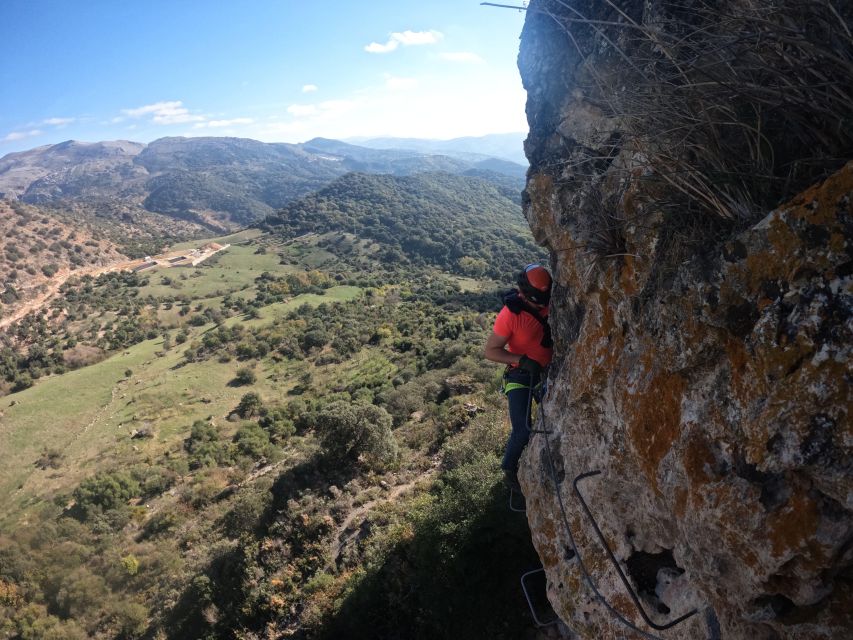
[682,433,716,486]
[619,254,639,296]
[624,371,686,493]
[568,288,623,398]
[785,160,853,227]
[766,485,822,559]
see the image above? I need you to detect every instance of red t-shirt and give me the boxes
[493,305,553,368]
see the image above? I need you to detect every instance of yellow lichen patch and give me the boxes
[537,516,562,569]
[829,232,846,254]
[623,371,686,493]
[766,485,821,559]
[609,592,637,622]
[703,484,765,571]
[724,335,763,405]
[527,173,575,249]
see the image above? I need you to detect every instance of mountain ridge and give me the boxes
[0,136,527,230]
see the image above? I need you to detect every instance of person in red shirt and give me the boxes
[484,264,553,492]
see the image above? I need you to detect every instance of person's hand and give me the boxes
[517,355,542,377]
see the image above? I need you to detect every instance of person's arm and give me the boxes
[484,331,522,366]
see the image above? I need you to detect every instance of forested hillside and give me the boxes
[262,171,542,278]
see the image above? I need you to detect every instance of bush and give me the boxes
[233,367,256,386]
[233,422,275,460]
[184,420,234,469]
[73,470,140,519]
[316,401,398,470]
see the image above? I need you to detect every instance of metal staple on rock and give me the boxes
[519,387,705,638]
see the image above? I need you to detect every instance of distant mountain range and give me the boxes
[348,132,528,165]
[0,136,527,230]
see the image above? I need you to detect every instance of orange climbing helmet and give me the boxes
[517,263,552,306]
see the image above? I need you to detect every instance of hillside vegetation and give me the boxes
[262,171,541,278]
[0,169,550,638]
[0,200,127,324]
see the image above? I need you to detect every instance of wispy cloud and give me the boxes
[193,118,254,129]
[3,129,43,142]
[43,117,75,126]
[364,29,443,54]
[438,51,484,63]
[121,100,204,125]
[302,84,318,93]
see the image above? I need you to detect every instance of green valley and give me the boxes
[0,167,548,640]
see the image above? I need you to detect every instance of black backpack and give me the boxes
[502,290,553,348]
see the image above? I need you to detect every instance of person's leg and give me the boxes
[501,382,532,473]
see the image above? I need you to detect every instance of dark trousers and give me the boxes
[501,368,535,473]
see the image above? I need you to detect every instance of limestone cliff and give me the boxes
[516,1,852,638]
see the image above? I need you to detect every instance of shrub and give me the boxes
[184,420,234,469]
[233,422,275,460]
[73,470,140,519]
[316,401,398,471]
[233,367,256,386]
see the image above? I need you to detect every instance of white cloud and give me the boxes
[364,29,443,54]
[43,117,75,126]
[193,118,254,129]
[384,74,418,90]
[439,52,484,63]
[302,84,318,93]
[121,100,204,125]
[3,129,43,142]
[394,30,443,46]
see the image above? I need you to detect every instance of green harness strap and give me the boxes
[503,381,530,394]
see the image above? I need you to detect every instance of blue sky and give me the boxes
[0,0,529,154]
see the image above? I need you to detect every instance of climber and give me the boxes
[484,263,553,493]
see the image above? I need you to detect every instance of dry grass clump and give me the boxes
[537,0,853,222]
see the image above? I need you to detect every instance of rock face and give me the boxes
[516,1,852,638]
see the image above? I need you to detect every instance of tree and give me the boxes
[316,401,397,470]
[236,392,263,418]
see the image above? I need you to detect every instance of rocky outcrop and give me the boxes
[516,1,852,638]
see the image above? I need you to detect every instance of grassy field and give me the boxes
[166,228,263,252]
[0,232,363,529]
[136,243,291,299]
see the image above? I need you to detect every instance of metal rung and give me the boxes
[509,487,526,512]
[574,471,699,631]
[521,568,560,628]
